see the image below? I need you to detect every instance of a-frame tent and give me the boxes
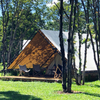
[7,29,68,75]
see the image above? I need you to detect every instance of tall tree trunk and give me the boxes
[1,0,6,76]
[97,67,100,80]
[81,0,89,85]
[77,0,82,85]
[78,32,82,84]
[59,0,66,92]
[67,0,74,93]
[92,0,100,80]
[97,0,100,81]
[82,33,89,85]
[89,29,100,80]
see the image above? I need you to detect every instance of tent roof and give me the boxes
[7,30,58,69]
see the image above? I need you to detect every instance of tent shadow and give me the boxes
[0,91,42,100]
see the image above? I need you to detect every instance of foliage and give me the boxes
[45,1,86,32]
[45,2,70,31]
[81,0,100,80]
[0,0,48,68]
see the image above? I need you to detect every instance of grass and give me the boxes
[0,80,100,100]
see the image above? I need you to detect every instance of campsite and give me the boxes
[0,0,100,100]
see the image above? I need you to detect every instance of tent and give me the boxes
[7,29,97,75]
[7,29,68,75]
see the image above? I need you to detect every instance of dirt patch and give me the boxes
[57,90,83,94]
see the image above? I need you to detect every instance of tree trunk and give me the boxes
[1,0,6,76]
[77,5,82,84]
[59,0,66,92]
[67,0,74,93]
[98,71,100,80]
[97,67,100,80]
[73,58,80,85]
[78,33,82,85]
[2,51,6,76]
[82,0,89,85]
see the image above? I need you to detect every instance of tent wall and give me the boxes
[46,54,67,75]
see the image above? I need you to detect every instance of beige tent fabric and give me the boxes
[7,30,57,69]
[46,54,67,75]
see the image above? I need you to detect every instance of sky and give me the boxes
[0,0,68,16]
[46,0,59,7]
[46,0,68,7]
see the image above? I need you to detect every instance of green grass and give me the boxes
[0,80,100,100]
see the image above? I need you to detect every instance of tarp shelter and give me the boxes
[7,29,68,75]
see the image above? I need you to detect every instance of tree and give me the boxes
[67,0,75,92]
[0,0,48,75]
[0,17,3,63]
[45,1,70,31]
[59,0,66,92]
[81,0,100,81]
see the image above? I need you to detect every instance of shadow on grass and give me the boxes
[86,84,100,88]
[83,92,100,98]
[91,85,100,88]
[0,91,42,100]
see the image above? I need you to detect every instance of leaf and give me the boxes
[73,41,77,44]
[75,24,78,28]
[81,38,86,44]
[87,38,90,42]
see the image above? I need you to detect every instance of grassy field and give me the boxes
[0,80,100,100]
[0,63,100,100]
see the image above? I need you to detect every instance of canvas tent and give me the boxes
[7,29,68,75]
[7,29,97,75]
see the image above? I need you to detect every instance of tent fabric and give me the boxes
[41,30,68,58]
[8,30,58,69]
[8,29,97,72]
[46,53,67,75]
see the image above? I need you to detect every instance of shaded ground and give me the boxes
[0,91,42,100]
[57,90,83,94]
